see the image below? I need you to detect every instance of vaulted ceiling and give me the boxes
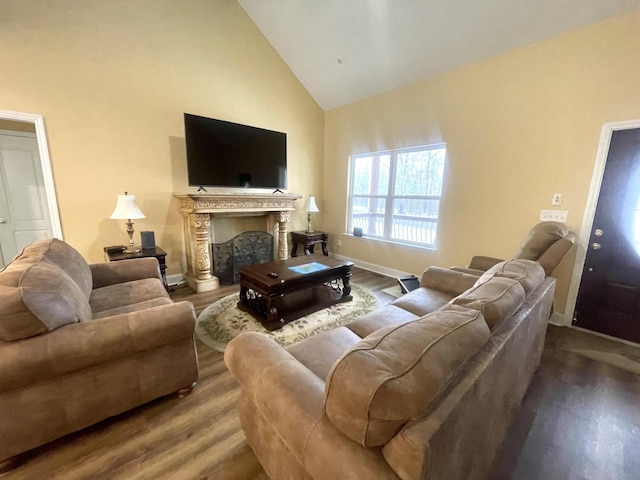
[239,0,640,110]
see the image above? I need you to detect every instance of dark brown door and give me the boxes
[573,127,640,343]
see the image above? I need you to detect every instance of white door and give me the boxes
[0,130,54,267]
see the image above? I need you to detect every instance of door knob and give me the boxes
[0,217,6,224]
[591,242,601,250]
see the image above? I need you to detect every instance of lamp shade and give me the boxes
[306,196,319,213]
[109,193,146,220]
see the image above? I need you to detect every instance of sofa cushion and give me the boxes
[421,266,479,296]
[324,305,490,447]
[287,326,363,381]
[346,304,419,338]
[91,297,173,320]
[390,287,453,317]
[476,259,545,296]
[0,261,92,342]
[12,238,93,298]
[89,278,169,315]
[454,276,525,329]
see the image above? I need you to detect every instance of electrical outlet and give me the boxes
[552,193,563,206]
[540,210,568,223]
[336,239,342,248]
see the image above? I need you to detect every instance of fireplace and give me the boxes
[213,231,274,284]
[174,192,302,293]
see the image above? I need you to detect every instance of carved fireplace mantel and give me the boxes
[175,192,302,293]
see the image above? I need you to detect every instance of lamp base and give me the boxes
[124,245,141,254]
[306,212,313,233]
[124,221,140,253]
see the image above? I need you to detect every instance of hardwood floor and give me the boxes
[3,268,640,479]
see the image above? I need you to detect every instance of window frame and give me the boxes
[347,143,446,250]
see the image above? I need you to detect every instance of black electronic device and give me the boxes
[184,113,287,189]
[141,231,156,250]
[105,245,126,254]
[396,275,420,294]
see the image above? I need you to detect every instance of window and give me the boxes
[347,144,446,249]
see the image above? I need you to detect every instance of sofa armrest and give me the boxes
[467,255,504,271]
[420,266,479,296]
[449,266,485,276]
[0,301,196,392]
[90,257,162,288]
[225,332,326,458]
[224,332,400,479]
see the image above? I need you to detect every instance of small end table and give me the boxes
[290,231,329,257]
[103,246,169,292]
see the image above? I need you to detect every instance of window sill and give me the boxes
[343,233,437,253]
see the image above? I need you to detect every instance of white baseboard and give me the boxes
[329,253,412,279]
[548,311,570,326]
[167,273,186,287]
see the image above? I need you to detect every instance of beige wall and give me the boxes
[323,10,640,314]
[0,0,323,272]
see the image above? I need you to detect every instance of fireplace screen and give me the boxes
[212,231,274,284]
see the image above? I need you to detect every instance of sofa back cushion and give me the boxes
[476,259,545,296]
[0,240,92,342]
[453,276,526,330]
[515,221,570,261]
[324,305,490,447]
[13,238,93,297]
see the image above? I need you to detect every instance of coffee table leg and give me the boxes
[342,275,352,299]
[238,285,249,308]
[265,298,282,330]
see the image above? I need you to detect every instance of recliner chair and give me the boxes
[452,221,576,277]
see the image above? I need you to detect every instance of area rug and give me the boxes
[195,283,378,352]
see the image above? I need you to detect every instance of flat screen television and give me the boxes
[184,113,287,190]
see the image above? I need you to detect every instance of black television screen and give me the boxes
[184,113,287,189]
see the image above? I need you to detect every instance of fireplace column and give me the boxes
[276,211,291,260]
[185,213,218,293]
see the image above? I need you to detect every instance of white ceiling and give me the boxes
[238,0,640,110]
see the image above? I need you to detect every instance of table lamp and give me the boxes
[305,195,319,233]
[109,191,146,253]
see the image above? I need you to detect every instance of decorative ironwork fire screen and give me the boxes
[212,231,274,284]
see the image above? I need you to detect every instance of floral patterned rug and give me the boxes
[195,283,378,352]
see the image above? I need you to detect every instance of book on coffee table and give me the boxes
[287,262,330,274]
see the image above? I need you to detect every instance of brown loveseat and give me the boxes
[225,259,556,480]
[0,238,198,464]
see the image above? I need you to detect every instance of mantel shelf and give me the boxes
[174,192,301,214]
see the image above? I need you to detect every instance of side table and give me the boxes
[290,231,329,257]
[104,246,169,292]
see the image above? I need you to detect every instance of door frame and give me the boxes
[0,109,63,241]
[564,118,640,328]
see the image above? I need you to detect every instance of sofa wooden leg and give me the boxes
[177,382,196,398]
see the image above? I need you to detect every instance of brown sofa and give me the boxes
[0,238,198,464]
[225,259,556,480]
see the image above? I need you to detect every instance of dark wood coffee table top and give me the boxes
[237,255,354,330]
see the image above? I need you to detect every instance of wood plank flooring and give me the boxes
[3,268,640,479]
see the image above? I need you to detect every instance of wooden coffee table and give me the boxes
[237,255,354,331]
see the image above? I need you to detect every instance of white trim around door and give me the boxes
[0,109,63,241]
